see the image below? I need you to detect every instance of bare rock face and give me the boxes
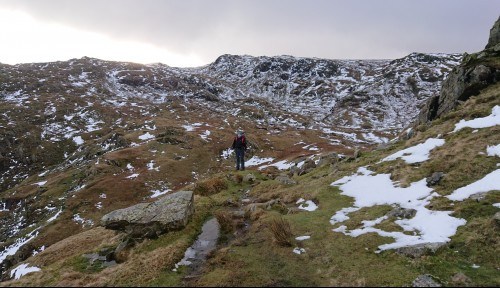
[101,191,194,239]
[485,16,500,49]
[416,18,500,126]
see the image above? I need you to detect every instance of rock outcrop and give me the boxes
[101,191,194,238]
[485,16,500,49]
[416,17,500,125]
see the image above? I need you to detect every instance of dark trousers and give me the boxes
[235,148,245,170]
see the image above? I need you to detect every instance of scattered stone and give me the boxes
[396,242,447,258]
[275,175,297,185]
[288,165,300,177]
[470,192,488,201]
[225,198,239,207]
[102,260,117,268]
[317,152,339,167]
[426,172,444,186]
[243,173,256,183]
[82,252,118,268]
[98,247,115,261]
[353,148,361,159]
[412,274,441,287]
[231,211,246,219]
[494,212,500,226]
[241,198,251,204]
[451,272,471,285]
[101,191,194,239]
[387,207,417,219]
[83,253,107,264]
[287,207,301,215]
[298,159,316,176]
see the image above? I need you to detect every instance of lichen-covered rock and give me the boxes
[275,175,296,185]
[387,207,417,219]
[298,159,316,176]
[243,173,256,183]
[426,172,444,186]
[101,191,194,238]
[396,242,446,258]
[317,152,339,167]
[412,274,441,287]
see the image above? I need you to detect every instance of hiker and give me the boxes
[232,129,247,170]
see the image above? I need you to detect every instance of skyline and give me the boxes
[0,0,498,67]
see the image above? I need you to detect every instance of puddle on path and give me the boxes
[173,217,220,273]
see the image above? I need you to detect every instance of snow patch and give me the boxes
[33,181,47,187]
[330,167,466,251]
[73,136,84,145]
[486,144,500,157]
[182,123,202,132]
[245,156,274,167]
[293,247,306,255]
[296,236,311,241]
[221,148,233,159]
[138,132,155,141]
[453,105,500,132]
[151,188,172,198]
[298,200,318,212]
[10,263,41,280]
[47,209,62,223]
[446,169,500,201]
[381,138,445,164]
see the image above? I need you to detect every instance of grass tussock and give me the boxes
[194,177,228,196]
[214,210,234,234]
[268,217,294,247]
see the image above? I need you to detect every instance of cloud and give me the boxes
[0,0,498,66]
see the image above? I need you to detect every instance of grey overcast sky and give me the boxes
[0,0,498,67]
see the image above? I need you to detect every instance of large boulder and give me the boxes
[101,191,194,238]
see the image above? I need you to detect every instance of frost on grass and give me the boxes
[453,105,500,132]
[381,138,445,164]
[330,167,466,251]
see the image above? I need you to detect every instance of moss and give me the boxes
[69,255,105,274]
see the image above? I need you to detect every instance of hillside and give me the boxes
[0,19,499,286]
[1,60,498,286]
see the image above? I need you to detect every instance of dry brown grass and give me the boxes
[214,210,234,233]
[268,217,294,247]
[31,227,120,267]
[194,177,228,196]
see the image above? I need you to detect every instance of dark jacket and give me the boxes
[232,135,247,150]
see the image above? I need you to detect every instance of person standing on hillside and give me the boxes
[232,129,247,170]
